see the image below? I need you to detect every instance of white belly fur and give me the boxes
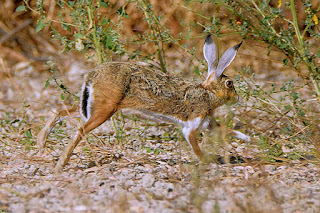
[129,109,210,131]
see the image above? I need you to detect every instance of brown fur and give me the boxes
[86,62,236,121]
[37,35,242,172]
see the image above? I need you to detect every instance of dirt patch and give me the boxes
[1,144,320,212]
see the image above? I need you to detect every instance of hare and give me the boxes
[37,34,249,172]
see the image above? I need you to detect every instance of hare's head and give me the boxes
[201,34,242,105]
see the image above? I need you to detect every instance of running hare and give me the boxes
[37,34,248,172]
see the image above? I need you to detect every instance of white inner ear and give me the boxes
[203,35,218,78]
[214,42,242,79]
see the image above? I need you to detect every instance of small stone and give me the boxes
[141,174,155,188]
[264,165,276,173]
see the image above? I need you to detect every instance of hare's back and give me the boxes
[86,62,212,121]
[88,62,134,86]
[89,62,193,94]
[121,64,212,119]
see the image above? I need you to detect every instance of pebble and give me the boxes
[141,174,155,188]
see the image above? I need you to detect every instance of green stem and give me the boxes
[88,6,103,64]
[290,0,320,99]
[139,0,167,72]
[311,75,320,98]
[290,0,304,53]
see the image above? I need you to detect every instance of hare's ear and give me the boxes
[203,34,218,78]
[214,41,242,79]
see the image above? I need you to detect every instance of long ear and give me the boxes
[203,34,218,78]
[214,41,242,79]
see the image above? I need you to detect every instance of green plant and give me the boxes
[194,0,320,161]
[112,111,126,144]
[45,61,76,101]
[22,0,124,64]
[210,0,320,98]
[235,68,318,161]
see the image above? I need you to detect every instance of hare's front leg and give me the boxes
[182,118,204,160]
[207,117,251,144]
[183,128,203,160]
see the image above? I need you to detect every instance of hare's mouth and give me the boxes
[225,94,238,105]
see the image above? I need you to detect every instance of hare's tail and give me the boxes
[80,81,93,122]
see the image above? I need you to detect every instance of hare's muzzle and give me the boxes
[226,88,238,105]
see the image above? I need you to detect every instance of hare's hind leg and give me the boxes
[37,106,79,153]
[55,101,118,173]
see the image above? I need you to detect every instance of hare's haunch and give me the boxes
[37,34,244,172]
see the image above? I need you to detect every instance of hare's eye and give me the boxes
[225,80,233,88]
